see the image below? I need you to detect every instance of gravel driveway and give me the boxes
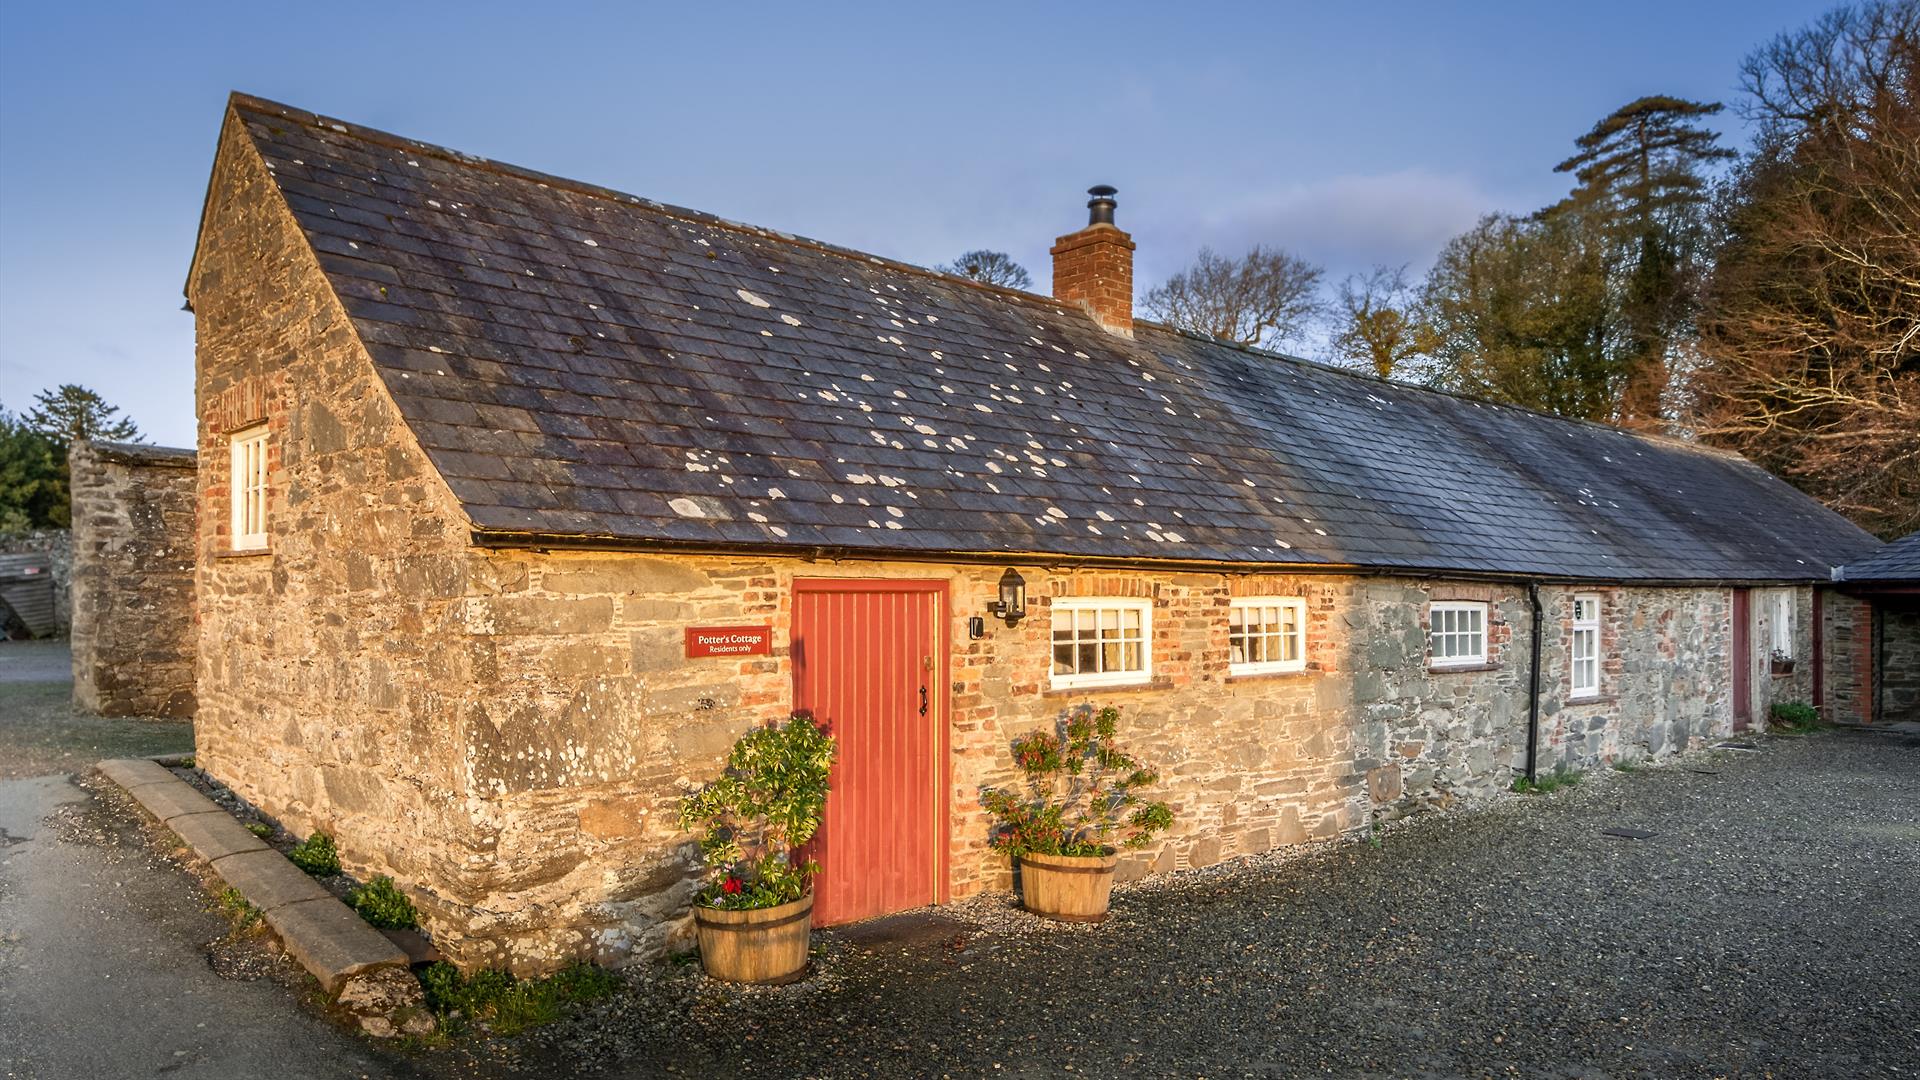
[496,730,1919,1079]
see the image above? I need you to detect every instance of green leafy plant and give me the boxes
[347,875,419,930]
[677,712,836,910]
[980,705,1174,858]
[244,821,273,839]
[1770,700,1820,733]
[287,831,340,876]
[417,961,620,1037]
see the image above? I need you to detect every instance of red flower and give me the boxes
[722,876,742,895]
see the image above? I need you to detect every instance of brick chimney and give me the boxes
[1051,185,1134,337]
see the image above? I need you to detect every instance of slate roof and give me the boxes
[202,94,1881,583]
[1837,531,1918,584]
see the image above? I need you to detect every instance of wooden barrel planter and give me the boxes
[692,893,813,984]
[1018,851,1119,921]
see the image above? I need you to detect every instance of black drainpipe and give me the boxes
[1525,582,1544,783]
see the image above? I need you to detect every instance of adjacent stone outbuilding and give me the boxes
[1829,531,1920,724]
[183,94,1882,974]
[68,439,199,718]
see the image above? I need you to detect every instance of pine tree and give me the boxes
[1552,96,1735,426]
[25,384,141,448]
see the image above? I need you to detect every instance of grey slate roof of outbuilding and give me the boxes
[1837,531,1918,584]
[205,94,1882,583]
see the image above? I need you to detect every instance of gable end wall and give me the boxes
[189,111,485,903]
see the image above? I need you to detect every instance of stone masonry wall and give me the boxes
[188,110,486,934]
[1821,591,1874,725]
[1882,604,1920,723]
[427,553,1770,974]
[68,440,199,718]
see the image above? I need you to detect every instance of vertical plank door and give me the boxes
[792,580,946,925]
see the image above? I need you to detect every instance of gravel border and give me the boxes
[486,730,1920,1078]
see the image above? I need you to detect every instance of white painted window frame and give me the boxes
[1049,597,1152,690]
[1228,596,1308,676]
[229,424,269,551]
[1570,593,1601,699]
[1771,590,1794,659]
[1428,600,1488,668]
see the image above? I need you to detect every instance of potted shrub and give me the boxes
[677,711,835,984]
[1770,649,1796,676]
[980,705,1173,922]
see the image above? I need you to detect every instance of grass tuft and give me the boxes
[1511,766,1582,794]
[215,885,261,929]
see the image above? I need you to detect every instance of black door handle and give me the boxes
[919,685,928,716]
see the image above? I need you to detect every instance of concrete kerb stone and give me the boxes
[130,779,222,823]
[93,758,420,1025]
[265,899,411,996]
[168,810,269,862]
[97,757,176,791]
[207,848,332,912]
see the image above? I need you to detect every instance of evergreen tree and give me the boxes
[25,384,141,448]
[1552,96,1735,426]
[0,409,69,533]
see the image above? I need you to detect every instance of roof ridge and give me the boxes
[225,91,1083,318]
[1136,321,1749,464]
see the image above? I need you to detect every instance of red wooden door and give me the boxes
[1732,588,1752,731]
[792,580,947,925]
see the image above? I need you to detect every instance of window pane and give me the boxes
[1122,607,1141,632]
[1077,642,1097,673]
[1123,641,1142,671]
[1053,644,1075,675]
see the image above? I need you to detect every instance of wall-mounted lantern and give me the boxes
[988,568,1027,626]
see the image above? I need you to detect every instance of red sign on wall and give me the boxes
[685,625,773,658]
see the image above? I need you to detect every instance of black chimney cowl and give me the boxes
[1086,185,1117,226]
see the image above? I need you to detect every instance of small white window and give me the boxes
[1428,601,1488,668]
[1771,591,1794,659]
[1570,593,1601,699]
[1229,597,1306,675]
[229,425,269,551]
[1050,598,1151,689]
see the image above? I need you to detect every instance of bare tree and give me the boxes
[1691,0,1920,537]
[1327,265,1433,380]
[937,250,1034,290]
[1141,245,1324,350]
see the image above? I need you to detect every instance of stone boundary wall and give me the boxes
[69,440,199,718]
[0,528,72,636]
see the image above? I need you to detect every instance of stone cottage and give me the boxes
[184,94,1882,973]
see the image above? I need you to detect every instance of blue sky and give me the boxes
[0,1,1830,446]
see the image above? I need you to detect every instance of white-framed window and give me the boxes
[228,425,269,551]
[1570,593,1601,699]
[1229,597,1307,675]
[1428,601,1488,668]
[1050,598,1151,689]
[1770,590,1794,659]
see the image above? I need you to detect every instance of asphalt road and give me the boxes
[0,642,422,1080]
